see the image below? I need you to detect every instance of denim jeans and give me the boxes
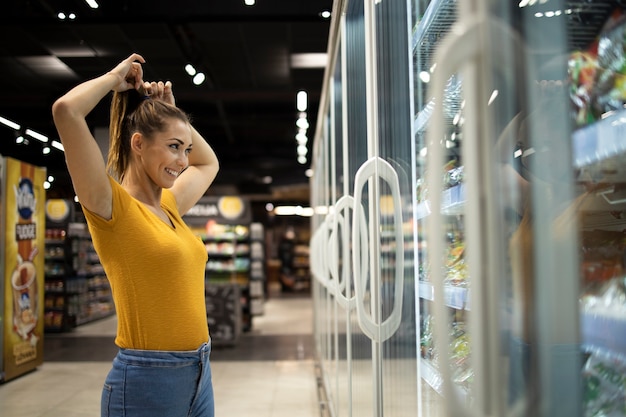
[101,342,213,417]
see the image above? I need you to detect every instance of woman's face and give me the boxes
[139,118,192,188]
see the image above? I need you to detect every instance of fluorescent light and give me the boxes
[25,128,48,143]
[52,140,65,151]
[85,0,99,9]
[290,53,328,69]
[0,116,20,130]
[274,205,313,217]
[297,90,307,111]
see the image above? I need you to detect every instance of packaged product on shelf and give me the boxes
[581,275,626,316]
[569,9,626,127]
[582,347,626,417]
[581,229,626,294]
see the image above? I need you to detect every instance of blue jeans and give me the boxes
[101,342,214,417]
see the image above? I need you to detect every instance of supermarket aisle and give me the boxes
[0,285,319,417]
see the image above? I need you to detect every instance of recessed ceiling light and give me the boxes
[193,73,206,85]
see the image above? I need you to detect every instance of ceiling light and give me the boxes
[244,0,255,5]
[58,12,66,19]
[84,0,99,9]
[0,116,21,130]
[69,13,76,19]
[185,64,196,76]
[290,53,328,69]
[15,135,25,144]
[297,145,308,156]
[193,72,206,85]
[42,146,51,155]
[321,11,331,19]
[297,90,307,111]
[43,181,51,190]
[296,132,307,145]
[25,128,48,143]
[305,169,313,178]
[48,175,55,182]
[262,176,272,184]
[296,117,309,130]
[298,156,307,165]
[52,140,65,151]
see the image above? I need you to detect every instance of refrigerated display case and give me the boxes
[0,156,46,382]
[310,1,626,416]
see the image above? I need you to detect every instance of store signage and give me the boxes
[184,196,250,225]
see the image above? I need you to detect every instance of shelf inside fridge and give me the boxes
[573,108,626,172]
[581,305,626,355]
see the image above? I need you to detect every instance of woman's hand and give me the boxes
[143,80,176,106]
[108,53,146,93]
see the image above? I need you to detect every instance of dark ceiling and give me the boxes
[0,0,332,202]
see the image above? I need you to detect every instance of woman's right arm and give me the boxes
[52,53,145,220]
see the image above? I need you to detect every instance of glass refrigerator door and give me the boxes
[414,0,626,416]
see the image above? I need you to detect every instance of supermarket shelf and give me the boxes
[581,310,626,355]
[415,184,466,220]
[420,358,469,402]
[573,109,626,169]
[420,358,444,395]
[418,281,469,310]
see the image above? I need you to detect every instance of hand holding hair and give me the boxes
[107,53,146,93]
[143,80,176,106]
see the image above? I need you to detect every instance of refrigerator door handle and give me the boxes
[352,156,404,342]
[425,17,484,417]
[316,216,334,294]
[331,195,363,310]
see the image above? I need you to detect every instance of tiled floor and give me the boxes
[0,285,320,417]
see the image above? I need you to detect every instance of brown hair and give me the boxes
[107,89,190,181]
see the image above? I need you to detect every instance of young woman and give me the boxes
[52,53,219,417]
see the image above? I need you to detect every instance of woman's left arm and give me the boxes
[173,123,219,214]
[144,80,219,213]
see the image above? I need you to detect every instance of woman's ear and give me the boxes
[130,132,144,154]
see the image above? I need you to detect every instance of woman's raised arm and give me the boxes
[52,53,145,219]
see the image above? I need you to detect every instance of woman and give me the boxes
[52,53,219,417]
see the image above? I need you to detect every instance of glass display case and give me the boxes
[310,0,626,416]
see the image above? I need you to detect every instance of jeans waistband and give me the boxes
[119,340,211,363]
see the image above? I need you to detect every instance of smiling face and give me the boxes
[132,117,193,189]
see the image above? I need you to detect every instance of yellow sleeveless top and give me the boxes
[82,176,209,350]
